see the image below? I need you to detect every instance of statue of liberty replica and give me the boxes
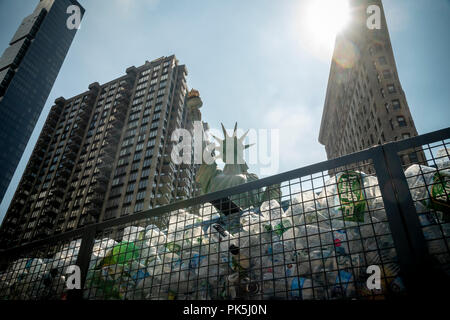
[186,89,281,214]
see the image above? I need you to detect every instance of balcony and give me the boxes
[67,143,80,152]
[58,167,72,178]
[88,192,104,204]
[103,144,116,156]
[105,132,120,145]
[85,202,101,217]
[49,188,64,199]
[162,163,175,174]
[156,193,170,205]
[115,94,129,105]
[43,207,58,218]
[65,150,77,161]
[158,183,171,194]
[177,187,188,197]
[109,117,124,128]
[98,152,114,165]
[177,178,188,187]
[159,173,172,183]
[98,163,113,175]
[84,93,97,106]
[179,170,189,179]
[95,172,110,185]
[70,133,83,145]
[37,217,54,228]
[93,183,107,194]
[54,177,67,188]
[35,228,52,239]
[47,197,62,209]
[79,109,91,122]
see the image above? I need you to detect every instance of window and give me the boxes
[134,201,144,212]
[136,191,146,200]
[122,205,131,216]
[402,133,411,139]
[141,169,150,178]
[139,180,148,189]
[397,116,407,127]
[133,152,142,162]
[124,193,133,204]
[382,70,392,79]
[409,152,419,163]
[147,138,156,148]
[127,183,135,193]
[392,99,401,110]
[143,158,152,168]
[387,84,396,94]
[129,172,138,181]
[378,56,387,65]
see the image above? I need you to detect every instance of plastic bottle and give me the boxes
[228,244,250,271]
[206,223,238,253]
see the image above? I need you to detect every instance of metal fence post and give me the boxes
[381,143,450,297]
[67,226,96,300]
[371,146,423,296]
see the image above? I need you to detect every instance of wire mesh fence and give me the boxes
[0,236,82,300]
[396,137,450,278]
[0,128,449,300]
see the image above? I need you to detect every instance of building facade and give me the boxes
[0,55,202,247]
[319,0,423,170]
[0,0,84,202]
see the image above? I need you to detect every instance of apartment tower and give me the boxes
[0,55,201,247]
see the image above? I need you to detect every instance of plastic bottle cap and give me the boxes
[246,282,259,294]
[229,244,240,255]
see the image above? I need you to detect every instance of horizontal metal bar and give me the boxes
[1,127,448,258]
[0,144,379,256]
[384,127,450,152]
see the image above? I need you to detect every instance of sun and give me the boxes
[297,0,351,59]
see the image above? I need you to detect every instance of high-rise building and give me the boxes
[319,0,423,169]
[0,0,84,201]
[0,55,202,247]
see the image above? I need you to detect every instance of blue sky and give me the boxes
[0,0,449,221]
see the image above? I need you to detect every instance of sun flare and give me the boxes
[297,0,351,59]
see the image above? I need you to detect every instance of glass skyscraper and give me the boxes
[0,0,85,202]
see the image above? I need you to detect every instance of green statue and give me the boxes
[187,89,281,210]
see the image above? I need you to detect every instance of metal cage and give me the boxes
[0,127,449,300]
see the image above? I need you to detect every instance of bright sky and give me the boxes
[0,0,449,222]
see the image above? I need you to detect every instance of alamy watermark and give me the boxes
[367,5,382,30]
[170,122,280,175]
[66,5,82,30]
[366,265,381,290]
